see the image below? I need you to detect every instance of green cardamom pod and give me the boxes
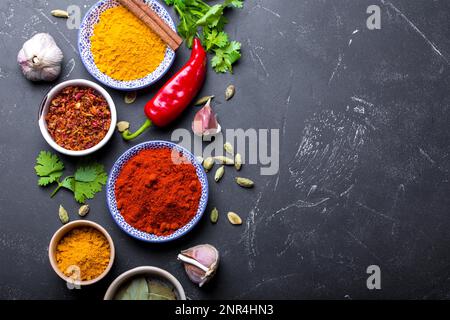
[235,153,242,171]
[225,85,235,101]
[203,157,214,172]
[214,156,234,165]
[194,95,214,106]
[210,207,219,224]
[235,177,254,188]
[224,142,234,155]
[214,165,225,182]
[78,204,90,217]
[59,205,69,224]
[124,91,137,104]
[227,212,242,225]
[51,9,69,18]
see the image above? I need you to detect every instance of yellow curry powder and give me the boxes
[90,6,166,81]
[56,227,110,281]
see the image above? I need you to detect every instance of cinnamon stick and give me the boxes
[117,0,180,51]
[131,0,183,47]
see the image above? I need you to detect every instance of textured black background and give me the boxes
[0,0,449,299]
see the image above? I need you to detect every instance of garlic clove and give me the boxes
[178,244,219,287]
[192,99,221,137]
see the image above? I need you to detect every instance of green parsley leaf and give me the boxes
[74,165,99,182]
[35,151,64,177]
[177,15,197,48]
[35,150,107,203]
[224,0,243,8]
[225,40,241,63]
[196,4,224,27]
[38,171,63,186]
[73,163,107,203]
[211,52,227,73]
[204,29,228,51]
[214,15,228,31]
[166,0,244,73]
[60,176,75,191]
[211,40,241,73]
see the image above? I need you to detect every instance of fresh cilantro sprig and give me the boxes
[35,151,107,203]
[35,151,64,186]
[165,0,243,73]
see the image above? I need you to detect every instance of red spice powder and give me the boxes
[114,148,202,236]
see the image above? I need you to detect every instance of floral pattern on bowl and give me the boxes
[78,0,176,91]
[106,141,209,242]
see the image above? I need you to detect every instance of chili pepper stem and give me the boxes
[121,119,152,140]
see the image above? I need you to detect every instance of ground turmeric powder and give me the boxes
[56,227,110,281]
[90,6,166,81]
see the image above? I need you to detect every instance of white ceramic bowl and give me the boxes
[104,266,186,300]
[38,79,117,156]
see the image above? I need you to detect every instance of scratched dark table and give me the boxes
[1,0,449,300]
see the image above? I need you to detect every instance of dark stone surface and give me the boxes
[0,0,449,299]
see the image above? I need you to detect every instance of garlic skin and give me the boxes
[178,244,219,287]
[192,99,221,137]
[17,33,63,81]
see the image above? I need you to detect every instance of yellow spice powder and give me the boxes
[90,6,166,81]
[56,227,110,281]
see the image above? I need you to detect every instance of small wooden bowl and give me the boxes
[48,220,115,286]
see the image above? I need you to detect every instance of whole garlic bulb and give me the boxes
[17,33,63,81]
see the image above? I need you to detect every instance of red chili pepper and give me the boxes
[122,38,207,140]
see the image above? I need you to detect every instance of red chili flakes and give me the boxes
[45,86,111,151]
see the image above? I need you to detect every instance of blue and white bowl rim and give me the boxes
[78,0,176,91]
[106,140,209,243]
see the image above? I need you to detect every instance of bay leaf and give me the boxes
[114,277,148,300]
[147,279,176,300]
[148,293,171,300]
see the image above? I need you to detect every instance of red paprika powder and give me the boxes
[114,148,202,236]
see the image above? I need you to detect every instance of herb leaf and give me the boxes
[38,172,63,186]
[211,41,241,73]
[166,0,243,73]
[35,151,64,181]
[147,279,176,300]
[74,165,99,182]
[60,176,75,191]
[196,4,224,27]
[204,29,228,51]
[73,163,107,203]
[114,277,149,300]
[224,0,243,8]
[35,151,107,203]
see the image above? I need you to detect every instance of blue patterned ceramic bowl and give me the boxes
[106,141,208,242]
[78,0,176,91]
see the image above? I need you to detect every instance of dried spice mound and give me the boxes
[56,227,110,281]
[90,6,166,81]
[115,148,202,236]
[46,86,111,151]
